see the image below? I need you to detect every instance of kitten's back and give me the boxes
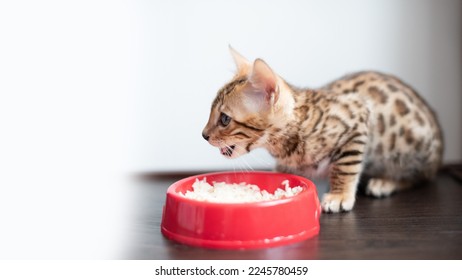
[324,71,443,180]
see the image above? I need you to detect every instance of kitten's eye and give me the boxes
[219,113,231,127]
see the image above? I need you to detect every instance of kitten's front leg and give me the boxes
[322,139,366,213]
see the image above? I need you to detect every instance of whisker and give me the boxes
[235,158,248,173]
[231,155,236,173]
[245,149,274,170]
[240,157,254,172]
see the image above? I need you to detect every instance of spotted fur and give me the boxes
[202,48,444,213]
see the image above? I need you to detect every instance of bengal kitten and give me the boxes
[202,47,443,213]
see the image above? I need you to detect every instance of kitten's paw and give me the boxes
[321,193,355,213]
[366,178,396,198]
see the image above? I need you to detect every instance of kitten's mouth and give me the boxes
[220,145,236,157]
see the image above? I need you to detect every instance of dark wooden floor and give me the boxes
[125,170,462,260]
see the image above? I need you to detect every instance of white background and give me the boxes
[0,0,460,259]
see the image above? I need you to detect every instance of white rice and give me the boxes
[181,178,303,203]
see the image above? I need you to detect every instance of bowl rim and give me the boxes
[166,170,316,207]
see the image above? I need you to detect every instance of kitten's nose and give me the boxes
[202,132,210,141]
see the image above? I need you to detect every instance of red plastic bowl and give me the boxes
[161,171,321,249]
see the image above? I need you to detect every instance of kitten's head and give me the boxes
[202,47,284,158]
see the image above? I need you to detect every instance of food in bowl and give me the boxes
[181,178,303,203]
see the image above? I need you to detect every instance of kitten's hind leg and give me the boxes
[366,178,412,198]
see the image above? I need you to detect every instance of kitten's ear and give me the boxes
[229,45,250,74]
[248,59,279,106]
